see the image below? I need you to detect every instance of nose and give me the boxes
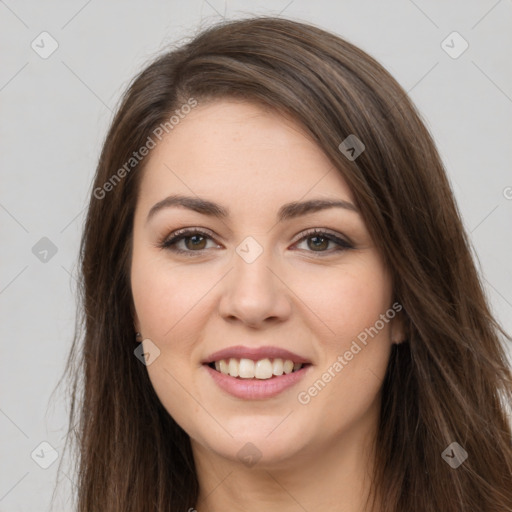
[218,244,292,328]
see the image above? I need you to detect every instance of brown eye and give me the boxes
[159,228,220,256]
[293,229,353,255]
[183,234,208,250]
[159,227,352,257]
[306,235,330,251]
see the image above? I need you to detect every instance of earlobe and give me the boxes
[390,309,406,345]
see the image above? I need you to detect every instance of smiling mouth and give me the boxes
[206,357,311,380]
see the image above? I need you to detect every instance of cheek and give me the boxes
[291,259,394,420]
[131,247,217,342]
[290,256,393,349]
[130,251,209,432]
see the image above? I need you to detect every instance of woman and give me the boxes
[57,15,512,512]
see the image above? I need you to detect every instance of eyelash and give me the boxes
[157,227,353,257]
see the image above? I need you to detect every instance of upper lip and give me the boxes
[203,345,311,364]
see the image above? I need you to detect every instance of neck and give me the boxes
[192,412,380,512]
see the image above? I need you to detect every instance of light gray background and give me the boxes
[1,1,511,510]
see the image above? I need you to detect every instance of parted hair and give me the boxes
[54,16,512,512]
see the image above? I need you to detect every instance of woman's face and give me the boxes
[131,98,402,469]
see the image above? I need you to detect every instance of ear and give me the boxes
[390,308,406,345]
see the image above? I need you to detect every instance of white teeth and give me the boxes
[254,358,273,379]
[228,358,239,377]
[213,357,304,379]
[238,358,254,378]
[272,358,284,376]
[283,359,294,374]
[219,359,229,374]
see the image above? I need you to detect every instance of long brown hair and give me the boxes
[53,15,512,511]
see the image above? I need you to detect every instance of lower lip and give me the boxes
[204,364,312,400]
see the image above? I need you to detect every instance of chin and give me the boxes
[193,422,312,469]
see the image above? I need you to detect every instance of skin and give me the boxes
[131,98,404,512]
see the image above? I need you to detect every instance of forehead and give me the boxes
[137,99,355,209]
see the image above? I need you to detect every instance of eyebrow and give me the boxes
[145,194,358,225]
